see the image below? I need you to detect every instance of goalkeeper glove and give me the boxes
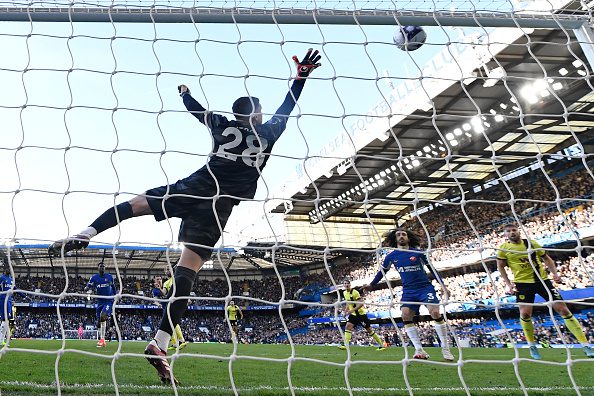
[178,84,190,96]
[292,48,322,80]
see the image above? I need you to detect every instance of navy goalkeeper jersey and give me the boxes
[181,79,305,200]
[371,249,441,290]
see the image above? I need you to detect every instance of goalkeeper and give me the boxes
[152,266,188,351]
[49,48,321,384]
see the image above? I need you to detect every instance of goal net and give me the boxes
[0,0,593,395]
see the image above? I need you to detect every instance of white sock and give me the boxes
[153,330,171,351]
[100,321,106,339]
[0,322,6,343]
[80,227,97,238]
[405,325,423,351]
[433,322,450,349]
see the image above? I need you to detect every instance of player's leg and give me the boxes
[97,307,108,347]
[363,321,384,350]
[516,283,539,359]
[49,195,152,255]
[338,321,355,350]
[401,306,428,359]
[547,285,593,357]
[0,320,6,346]
[174,325,188,350]
[145,247,203,384]
[427,304,453,361]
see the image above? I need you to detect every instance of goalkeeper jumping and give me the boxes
[48,49,321,385]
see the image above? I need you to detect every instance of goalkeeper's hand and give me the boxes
[292,48,322,80]
[178,84,190,96]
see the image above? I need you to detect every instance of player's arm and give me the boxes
[109,275,116,296]
[178,84,228,128]
[368,257,392,289]
[497,258,515,294]
[423,255,449,299]
[84,277,94,293]
[239,306,244,320]
[542,253,561,282]
[261,49,321,140]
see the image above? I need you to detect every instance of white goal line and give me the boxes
[2,381,594,393]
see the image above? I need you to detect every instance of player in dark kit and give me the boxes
[48,49,321,384]
[366,228,453,361]
[85,263,116,348]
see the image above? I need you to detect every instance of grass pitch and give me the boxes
[0,340,593,395]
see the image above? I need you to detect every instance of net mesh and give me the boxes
[0,0,593,395]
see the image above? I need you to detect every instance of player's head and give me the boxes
[98,263,105,276]
[343,279,352,291]
[382,228,421,248]
[154,275,162,284]
[503,223,522,242]
[164,264,173,277]
[232,96,262,125]
[230,300,235,306]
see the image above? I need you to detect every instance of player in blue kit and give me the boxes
[366,228,453,361]
[85,263,116,348]
[48,49,321,384]
[0,267,14,347]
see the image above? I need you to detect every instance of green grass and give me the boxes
[0,340,593,395]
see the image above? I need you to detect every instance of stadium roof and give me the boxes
[274,28,594,223]
[0,243,346,273]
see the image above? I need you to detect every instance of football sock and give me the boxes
[175,324,185,343]
[520,317,535,343]
[370,331,382,346]
[433,316,450,349]
[100,321,106,339]
[563,314,588,345]
[90,202,133,235]
[404,323,423,351]
[0,322,6,343]
[158,266,197,336]
[153,330,171,352]
[344,330,352,345]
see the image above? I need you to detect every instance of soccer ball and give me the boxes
[393,25,426,51]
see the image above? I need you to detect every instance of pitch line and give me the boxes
[1,381,593,393]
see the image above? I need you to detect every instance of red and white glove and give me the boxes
[292,48,322,80]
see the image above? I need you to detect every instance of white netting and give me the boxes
[0,0,593,395]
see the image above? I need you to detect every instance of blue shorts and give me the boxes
[401,285,438,313]
[0,300,12,320]
[96,301,113,319]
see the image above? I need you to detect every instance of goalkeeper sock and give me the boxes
[158,266,196,336]
[433,316,450,349]
[175,324,185,343]
[153,330,171,352]
[90,202,133,234]
[370,331,382,347]
[404,323,423,351]
[563,314,589,346]
[0,322,5,343]
[344,330,352,345]
[520,317,535,344]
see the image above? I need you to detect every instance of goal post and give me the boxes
[63,329,99,340]
[0,4,587,28]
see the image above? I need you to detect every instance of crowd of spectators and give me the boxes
[4,160,594,348]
